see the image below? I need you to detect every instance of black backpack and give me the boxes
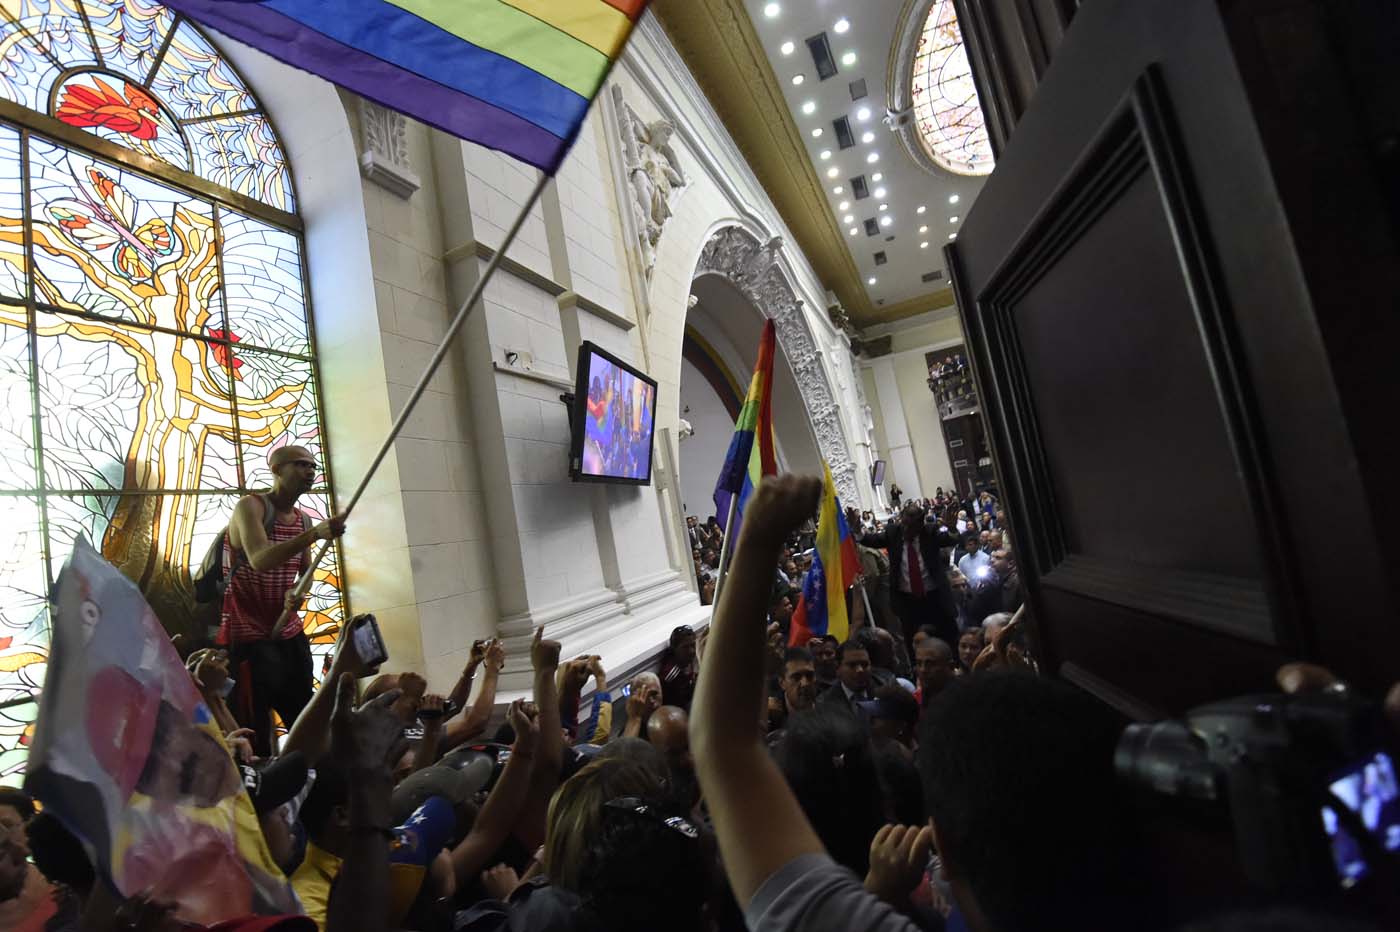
[192,494,311,603]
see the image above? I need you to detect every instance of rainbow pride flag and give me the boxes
[713,319,776,538]
[789,461,861,646]
[162,0,650,173]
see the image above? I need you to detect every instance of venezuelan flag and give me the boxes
[789,461,861,646]
[713,320,776,538]
[162,0,650,173]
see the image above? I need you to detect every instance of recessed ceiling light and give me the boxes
[834,17,851,34]
[820,150,832,161]
[916,205,927,214]
[841,51,857,66]
[873,186,886,198]
[880,216,892,227]
[833,185,844,194]
[811,127,823,138]
[838,200,850,210]
[866,152,879,164]
[826,166,839,178]
[843,214,854,223]
[861,131,875,144]
[871,172,883,182]
[920,241,929,249]
[878,203,888,212]
[763,3,781,18]
[919,226,929,235]
[780,40,796,55]
[948,194,960,204]
[849,226,859,235]
[801,100,816,115]
[856,106,871,122]
[867,276,877,285]
[948,233,957,240]
[949,215,960,223]
[792,74,804,86]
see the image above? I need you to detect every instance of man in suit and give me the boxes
[860,502,961,652]
[814,640,873,714]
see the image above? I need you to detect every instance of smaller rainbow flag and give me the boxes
[162,0,650,174]
[713,319,777,538]
[789,461,861,646]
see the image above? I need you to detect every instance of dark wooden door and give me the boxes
[946,0,1400,718]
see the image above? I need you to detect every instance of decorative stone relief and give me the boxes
[695,226,860,505]
[358,99,420,198]
[613,86,688,281]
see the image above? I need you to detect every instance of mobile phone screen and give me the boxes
[352,615,387,666]
[1322,750,1400,886]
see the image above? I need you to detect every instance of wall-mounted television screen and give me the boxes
[569,342,659,485]
[871,460,886,488]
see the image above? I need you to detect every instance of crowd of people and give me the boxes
[2,456,1394,931]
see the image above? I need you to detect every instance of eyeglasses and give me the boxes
[604,796,700,839]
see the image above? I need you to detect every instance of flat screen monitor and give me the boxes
[569,342,659,485]
[871,460,886,488]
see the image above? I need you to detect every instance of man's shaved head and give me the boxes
[269,445,314,471]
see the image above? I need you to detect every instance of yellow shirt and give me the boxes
[290,841,341,931]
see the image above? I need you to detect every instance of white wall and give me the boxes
[677,357,734,520]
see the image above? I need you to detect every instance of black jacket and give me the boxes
[860,523,961,596]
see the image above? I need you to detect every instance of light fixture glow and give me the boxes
[826,166,839,178]
[880,216,893,227]
[878,203,888,212]
[833,185,844,194]
[949,233,957,240]
[780,40,796,55]
[856,106,871,122]
[841,51,857,66]
[823,150,835,161]
[920,241,929,249]
[791,74,804,86]
[916,205,927,214]
[871,172,883,182]
[849,227,859,236]
[801,100,816,115]
[949,215,960,223]
[843,214,854,223]
[867,277,877,285]
[861,131,875,144]
[866,152,879,164]
[834,17,850,34]
[763,3,780,19]
[949,194,960,204]
[873,186,886,198]
[838,200,850,210]
[811,127,823,138]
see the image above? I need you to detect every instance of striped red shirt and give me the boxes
[217,498,307,645]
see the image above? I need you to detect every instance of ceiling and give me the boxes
[651,0,988,330]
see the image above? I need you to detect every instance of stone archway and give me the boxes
[693,226,860,505]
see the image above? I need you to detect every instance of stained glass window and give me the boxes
[0,0,338,779]
[911,0,995,177]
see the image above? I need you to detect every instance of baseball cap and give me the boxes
[390,760,492,827]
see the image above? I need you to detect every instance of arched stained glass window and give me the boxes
[910,0,994,177]
[0,0,342,778]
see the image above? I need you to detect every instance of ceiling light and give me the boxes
[856,106,871,122]
[871,172,883,182]
[763,3,780,19]
[841,51,857,66]
[820,149,832,160]
[834,17,850,34]
[920,241,929,249]
[843,214,854,223]
[873,186,886,198]
[948,194,960,204]
[949,233,957,240]
[916,205,927,214]
[867,277,877,285]
[849,227,859,236]
[801,100,816,115]
[780,40,796,55]
[792,74,804,86]
[919,225,928,234]
[866,152,879,164]
[880,216,893,227]
[949,215,960,223]
[811,127,823,138]
[826,167,839,178]
[878,203,888,212]
[838,200,850,210]
[861,131,875,144]
[832,185,844,194]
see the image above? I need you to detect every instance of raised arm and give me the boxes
[451,699,539,885]
[230,494,340,572]
[691,475,827,906]
[439,638,504,755]
[283,618,379,765]
[513,627,563,850]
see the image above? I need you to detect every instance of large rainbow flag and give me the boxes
[713,319,777,538]
[788,461,861,646]
[162,0,650,173]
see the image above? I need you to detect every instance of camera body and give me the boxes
[1116,690,1398,894]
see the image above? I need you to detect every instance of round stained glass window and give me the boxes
[910,0,994,177]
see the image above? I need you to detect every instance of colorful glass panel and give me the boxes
[0,319,36,488]
[236,347,321,491]
[220,208,308,357]
[0,496,48,712]
[911,0,994,177]
[54,70,190,169]
[0,125,25,300]
[81,0,176,80]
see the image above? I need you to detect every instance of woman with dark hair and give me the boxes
[659,626,699,711]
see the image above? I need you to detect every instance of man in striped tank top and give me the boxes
[220,445,345,756]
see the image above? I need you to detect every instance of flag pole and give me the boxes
[710,491,743,607]
[272,172,551,634]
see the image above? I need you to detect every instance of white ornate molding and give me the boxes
[357,99,421,198]
[611,84,689,281]
[695,226,860,505]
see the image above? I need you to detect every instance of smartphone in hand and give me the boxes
[351,613,389,667]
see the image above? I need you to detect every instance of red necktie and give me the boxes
[907,537,925,597]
